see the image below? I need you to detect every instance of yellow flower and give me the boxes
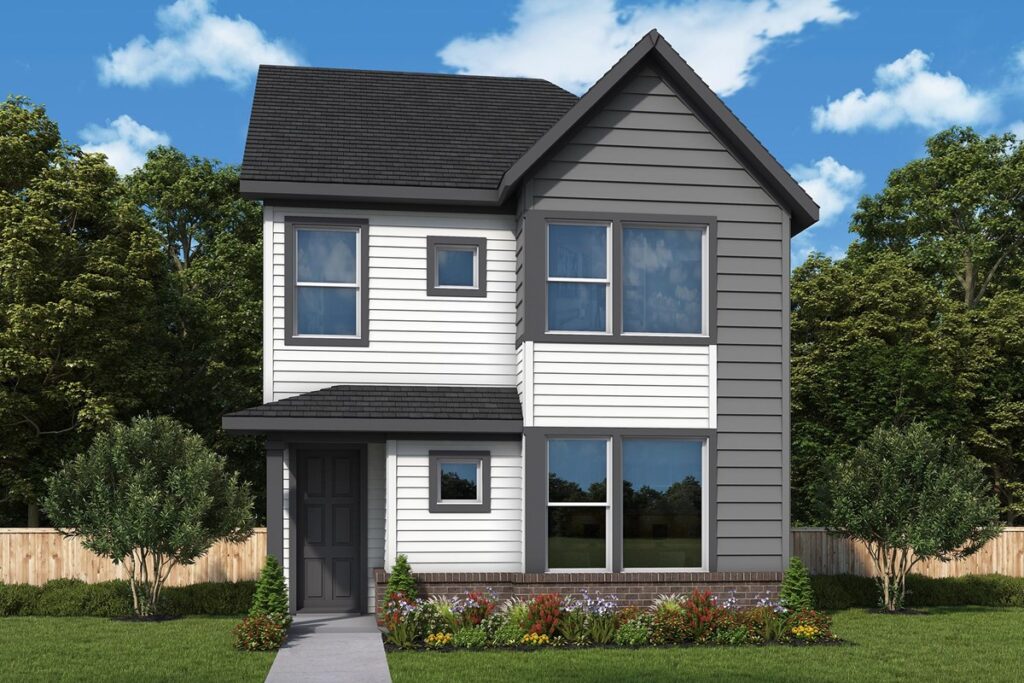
[521,632,550,646]
[791,624,820,641]
[425,632,453,648]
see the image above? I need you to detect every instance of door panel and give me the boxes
[299,448,362,612]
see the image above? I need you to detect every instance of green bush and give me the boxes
[779,557,814,611]
[452,626,488,649]
[0,579,255,617]
[250,556,290,626]
[387,554,418,600]
[811,573,1024,610]
[233,615,287,651]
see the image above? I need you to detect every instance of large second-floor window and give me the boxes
[546,224,610,333]
[286,219,368,346]
[623,225,704,334]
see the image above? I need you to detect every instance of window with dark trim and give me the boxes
[428,451,491,512]
[524,212,715,345]
[426,236,487,297]
[547,438,611,569]
[284,218,369,347]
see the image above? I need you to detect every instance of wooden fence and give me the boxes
[792,527,1024,578]
[0,528,266,586]
[3,527,1023,584]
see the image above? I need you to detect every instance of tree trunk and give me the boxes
[26,503,39,527]
[963,251,975,308]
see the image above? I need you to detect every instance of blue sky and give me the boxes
[3,1,1022,263]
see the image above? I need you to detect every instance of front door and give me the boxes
[298,448,362,612]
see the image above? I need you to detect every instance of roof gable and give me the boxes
[499,30,819,232]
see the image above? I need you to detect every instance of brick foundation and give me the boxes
[373,569,781,613]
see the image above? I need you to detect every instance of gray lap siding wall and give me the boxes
[518,62,789,573]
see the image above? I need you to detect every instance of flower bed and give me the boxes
[380,588,838,651]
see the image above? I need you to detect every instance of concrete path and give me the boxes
[266,614,391,683]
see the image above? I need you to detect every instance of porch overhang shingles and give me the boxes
[222,384,524,434]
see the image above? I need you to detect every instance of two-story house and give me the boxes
[224,30,818,614]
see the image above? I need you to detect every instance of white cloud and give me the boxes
[812,49,999,133]
[98,0,301,88]
[1009,120,1024,139]
[80,115,170,174]
[790,156,864,224]
[439,0,853,96]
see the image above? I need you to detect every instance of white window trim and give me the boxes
[435,458,484,505]
[545,437,613,572]
[545,223,612,335]
[620,437,710,573]
[619,223,710,339]
[293,226,362,340]
[434,244,480,290]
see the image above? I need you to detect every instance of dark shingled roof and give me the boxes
[226,385,523,421]
[241,66,578,189]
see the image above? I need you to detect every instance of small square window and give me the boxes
[429,452,491,512]
[427,236,487,297]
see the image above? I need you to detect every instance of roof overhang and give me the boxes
[496,30,820,234]
[222,415,523,434]
[240,179,501,207]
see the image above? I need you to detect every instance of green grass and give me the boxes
[0,617,275,682]
[388,608,1024,682]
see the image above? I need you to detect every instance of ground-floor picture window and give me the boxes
[543,435,706,571]
[622,438,703,569]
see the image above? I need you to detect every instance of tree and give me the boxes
[826,423,1001,612]
[250,555,290,625]
[853,127,1024,309]
[0,97,170,525]
[124,147,265,517]
[778,556,814,612]
[43,416,255,616]
[790,250,973,524]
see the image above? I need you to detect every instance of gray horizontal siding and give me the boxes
[519,62,789,573]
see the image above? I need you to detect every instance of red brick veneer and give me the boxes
[373,569,781,613]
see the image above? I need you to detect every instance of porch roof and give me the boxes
[222,384,524,434]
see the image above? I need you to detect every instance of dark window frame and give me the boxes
[428,450,491,513]
[426,236,487,298]
[284,216,370,347]
[522,210,717,345]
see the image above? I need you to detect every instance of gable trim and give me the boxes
[497,30,819,233]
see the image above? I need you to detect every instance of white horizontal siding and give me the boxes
[389,439,523,572]
[268,207,518,400]
[529,343,713,428]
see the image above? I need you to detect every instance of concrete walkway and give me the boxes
[266,613,391,683]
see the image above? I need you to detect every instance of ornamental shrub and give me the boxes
[557,608,589,644]
[250,556,290,626]
[453,626,489,649]
[613,613,652,646]
[651,610,688,644]
[811,573,1024,610]
[381,591,419,648]
[779,556,814,612]
[783,609,835,643]
[525,594,561,636]
[233,615,287,651]
[387,555,418,600]
[458,591,496,627]
[0,579,254,617]
[491,618,525,646]
[679,590,726,643]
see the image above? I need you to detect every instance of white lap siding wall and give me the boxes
[385,439,524,572]
[263,206,519,402]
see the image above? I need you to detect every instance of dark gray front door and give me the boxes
[298,448,362,612]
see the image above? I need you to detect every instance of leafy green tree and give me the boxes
[44,416,255,616]
[124,147,264,516]
[0,97,170,524]
[387,554,418,599]
[790,250,972,524]
[827,423,1001,612]
[853,127,1024,309]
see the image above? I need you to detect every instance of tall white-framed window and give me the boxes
[546,437,611,570]
[621,437,709,571]
[546,223,611,333]
[293,226,361,339]
[621,224,708,336]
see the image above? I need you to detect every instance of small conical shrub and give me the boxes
[779,556,815,611]
[387,554,418,599]
[250,555,290,626]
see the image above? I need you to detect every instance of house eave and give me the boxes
[222,415,524,435]
[239,179,501,207]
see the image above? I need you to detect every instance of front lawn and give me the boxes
[388,607,1024,682]
[0,617,274,682]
